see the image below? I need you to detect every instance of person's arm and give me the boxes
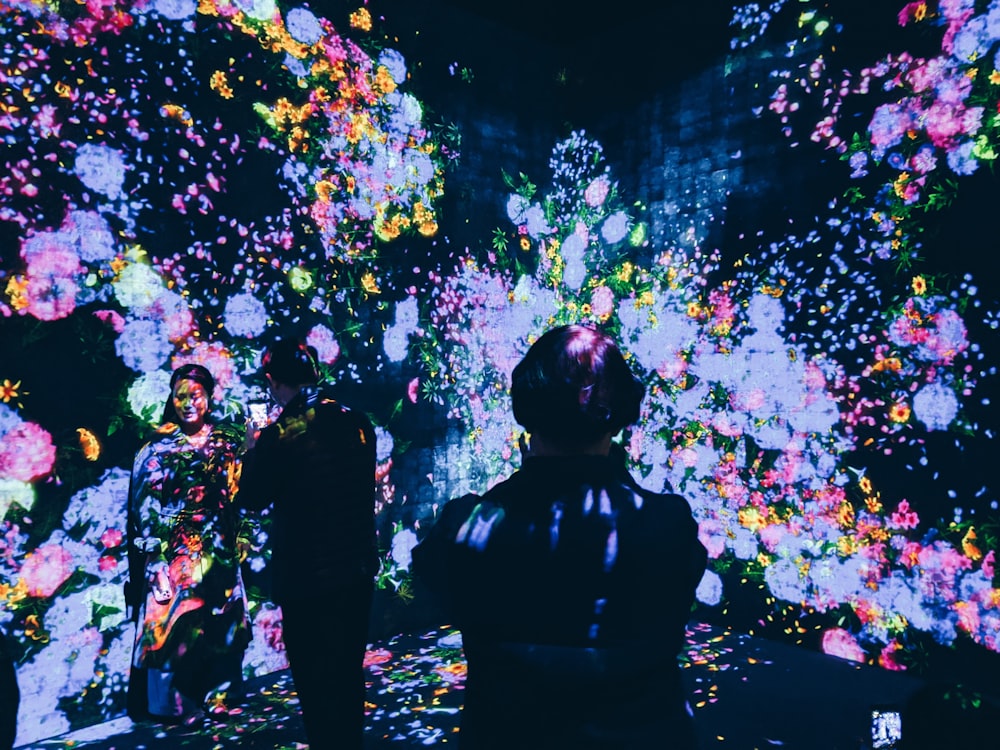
[410,494,482,613]
[125,444,155,622]
[236,425,280,513]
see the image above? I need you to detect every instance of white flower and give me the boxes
[115,317,173,372]
[151,0,197,20]
[600,211,629,243]
[0,478,35,524]
[390,528,419,572]
[375,426,394,463]
[74,143,126,200]
[695,570,723,606]
[127,370,172,425]
[113,263,167,311]
[223,292,268,338]
[913,381,959,431]
[286,6,323,45]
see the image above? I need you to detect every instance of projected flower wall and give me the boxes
[1,0,448,741]
[0,0,998,745]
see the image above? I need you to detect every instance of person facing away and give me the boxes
[0,625,17,750]
[412,324,708,750]
[125,363,251,722]
[238,338,377,750]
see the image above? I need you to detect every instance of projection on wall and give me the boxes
[0,0,998,745]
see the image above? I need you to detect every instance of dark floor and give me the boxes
[17,622,978,750]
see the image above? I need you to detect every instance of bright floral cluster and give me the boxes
[0,1,445,743]
[415,129,998,671]
[755,0,1000,268]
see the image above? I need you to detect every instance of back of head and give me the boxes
[511,325,644,448]
[262,338,321,387]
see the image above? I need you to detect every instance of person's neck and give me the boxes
[526,433,612,457]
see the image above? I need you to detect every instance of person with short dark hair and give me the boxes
[125,363,251,722]
[412,324,707,749]
[238,337,377,750]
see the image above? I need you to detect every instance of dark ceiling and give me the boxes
[433,1,734,69]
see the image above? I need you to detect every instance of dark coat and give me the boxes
[238,385,377,602]
[412,454,708,749]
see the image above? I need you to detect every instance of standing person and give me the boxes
[0,625,17,750]
[238,338,378,750]
[412,325,708,749]
[125,363,251,722]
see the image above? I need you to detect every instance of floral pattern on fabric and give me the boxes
[127,421,250,675]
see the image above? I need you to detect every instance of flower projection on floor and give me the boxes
[1,0,999,746]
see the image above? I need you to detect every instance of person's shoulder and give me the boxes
[626,479,696,516]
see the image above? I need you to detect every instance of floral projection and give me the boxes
[1,0,999,746]
[1,0,448,742]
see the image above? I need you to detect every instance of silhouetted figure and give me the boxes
[239,338,377,750]
[125,364,251,722]
[413,325,708,749]
[0,626,17,750]
[901,681,1000,749]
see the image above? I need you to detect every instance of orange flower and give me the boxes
[0,379,22,404]
[77,427,102,461]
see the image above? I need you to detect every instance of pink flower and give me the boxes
[23,246,82,321]
[19,543,75,598]
[172,341,236,390]
[100,528,124,549]
[0,421,57,482]
[821,627,866,663]
[878,640,907,671]
[888,499,919,530]
[93,309,126,333]
[407,377,419,404]
[982,549,995,579]
[590,286,615,319]
[98,555,118,572]
[306,324,341,364]
[584,176,610,207]
[697,519,727,560]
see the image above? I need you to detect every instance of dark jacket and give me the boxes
[412,454,708,749]
[238,385,377,602]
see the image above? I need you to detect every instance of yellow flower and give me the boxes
[519,236,531,251]
[911,275,927,295]
[210,71,234,99]
[374,66,397,94]
[0,379,22,404]
[5,276,28,311]
[349,7,372,31]
[888,402,911,423]
[836,501,855,528]
[361,272,380,294]
[990,70,1000,86]
[961,527,982,561]
[315,180,337,203]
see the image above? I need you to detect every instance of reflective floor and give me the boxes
[23,622,939,749]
